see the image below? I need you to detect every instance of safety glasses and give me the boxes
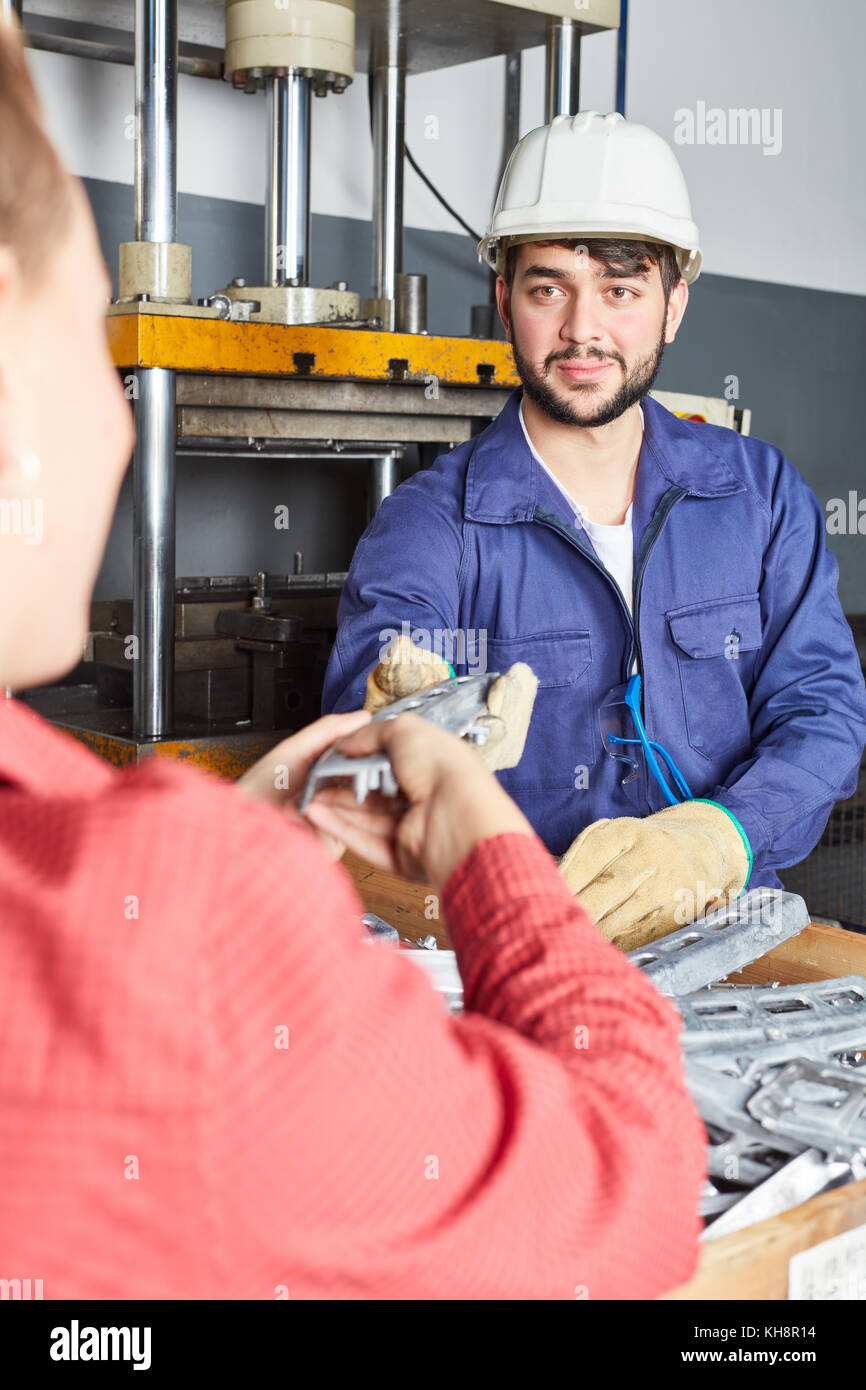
[599,673,693,806]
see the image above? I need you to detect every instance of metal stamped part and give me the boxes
[746,1058,866,1160]
[627,888,810,996]
[683,1021,866,1083]
[704,1128,791,1186]
[700,1182,745,1218]
[682,976,866,1105]
[677,975,866,1053]
[687,1060,806,1158]
[702,1148,858,1242]
[360,912,400,945]
[300,673,500,813]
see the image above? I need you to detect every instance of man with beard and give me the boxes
[321,112,866,947]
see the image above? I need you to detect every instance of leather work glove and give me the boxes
[472,662,539,772]
[558,798,752,953]
[364,637,538,773]
[364,634,452,713]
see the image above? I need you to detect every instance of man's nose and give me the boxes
[559,289,605,348]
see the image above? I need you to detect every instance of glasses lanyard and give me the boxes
[609,674,694,805]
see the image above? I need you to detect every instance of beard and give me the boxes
[511,320,668,428]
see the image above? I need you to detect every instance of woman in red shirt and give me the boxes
[0,18,705,1300]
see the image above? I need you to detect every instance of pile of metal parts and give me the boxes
[627,890,866,1238]
[361,885,866,1238]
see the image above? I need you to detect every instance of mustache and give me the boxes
[544,346,624,371]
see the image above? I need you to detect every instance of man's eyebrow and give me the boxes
[522,264,572,281]
[597,264,652,281]
[521,262,652,282]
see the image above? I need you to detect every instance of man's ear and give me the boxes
[664,278,689,344]
[494,275,511,342]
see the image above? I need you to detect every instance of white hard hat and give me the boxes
[477,111,702,284]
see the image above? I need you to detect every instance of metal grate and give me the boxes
[781,754,866,929]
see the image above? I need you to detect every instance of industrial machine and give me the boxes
[18,0,616,770]
[19,0,747,775]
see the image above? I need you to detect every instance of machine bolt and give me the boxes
[251,570,272,612]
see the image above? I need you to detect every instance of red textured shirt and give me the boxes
[0,696,706,1299]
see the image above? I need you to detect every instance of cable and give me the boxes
[404,144,482,245]
[366,71,482,246]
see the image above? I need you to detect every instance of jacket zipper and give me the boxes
[629,486,688,707]
[533,484,687,711]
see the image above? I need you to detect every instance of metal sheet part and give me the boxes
[677,975,866,1053]
[360,912,401,944]
[686,1061,805,1158]
[402,947,463,1012]
[700,1184,745,1218]
[300,673,498,812]
[705,1129,791,1187]
[746,1058,866,1160]
[702,1148,855,1241]
[684,1020,866,1083]
[628,888,810,996]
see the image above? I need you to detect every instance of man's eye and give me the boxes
[533,285,561,298]
[609,286,636,300]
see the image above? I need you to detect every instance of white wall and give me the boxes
[26,0,865,294]
[625,0,866,295]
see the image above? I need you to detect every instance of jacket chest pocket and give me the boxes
[485,631,594,790]
[666,593,763,761]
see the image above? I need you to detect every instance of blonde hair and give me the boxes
[0,16,72,283]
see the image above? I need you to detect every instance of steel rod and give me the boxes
[368,454,399,518]
[132,0,178,738]
[266,70,311,288]
[545,17,581,122]
[370,2,406,314]
[133,369,177,739]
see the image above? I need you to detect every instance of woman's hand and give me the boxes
[303,713,534,890]
[236,710,372,859]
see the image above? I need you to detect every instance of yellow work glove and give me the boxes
[559,798,752,952]
[364,634,452,713]
[472,662,539,772]
[364,639,538,773]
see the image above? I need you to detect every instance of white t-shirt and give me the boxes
[518,400,642,673]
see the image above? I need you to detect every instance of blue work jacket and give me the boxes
[322,389,866,889]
